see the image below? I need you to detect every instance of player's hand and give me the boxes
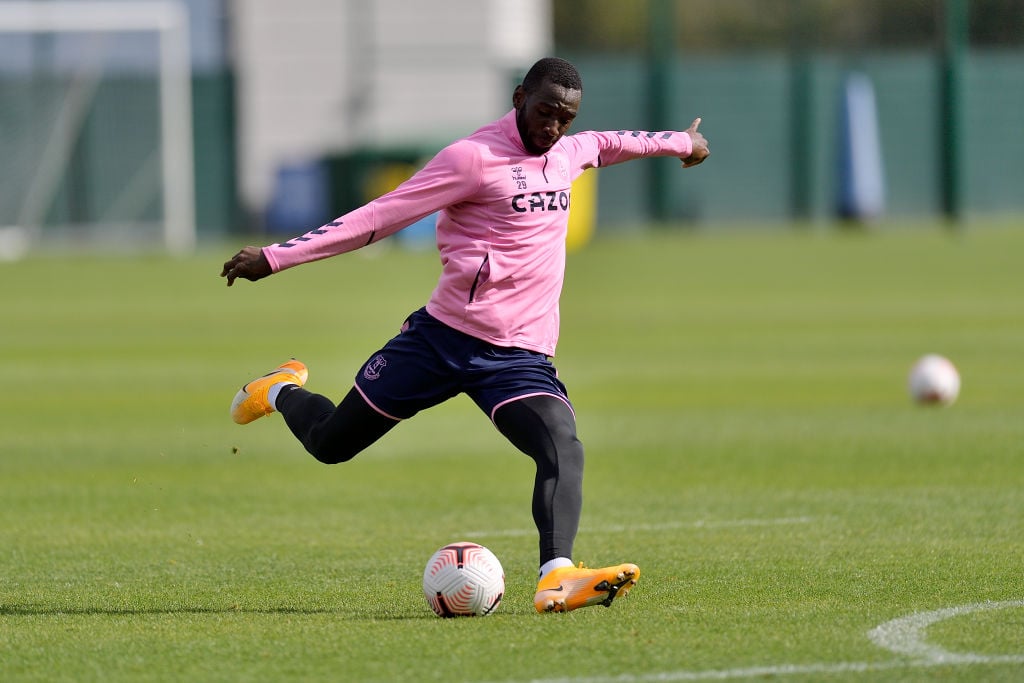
[681,117,709,168]
[220,246,272,286]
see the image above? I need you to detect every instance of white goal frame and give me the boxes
[0,1,195,254]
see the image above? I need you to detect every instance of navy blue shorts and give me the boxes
[353,308,572,421]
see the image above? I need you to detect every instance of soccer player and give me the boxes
[221,57,709,613]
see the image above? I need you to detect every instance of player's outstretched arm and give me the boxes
[221,245,272,286]
[681,117,709,168]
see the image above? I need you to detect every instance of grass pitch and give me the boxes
[1,222,1022,682]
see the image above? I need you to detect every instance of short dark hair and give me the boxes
[521,57,583,94]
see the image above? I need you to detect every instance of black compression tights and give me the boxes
[276,387,584,564]
[276,386,398,464]
[492,395,584,565]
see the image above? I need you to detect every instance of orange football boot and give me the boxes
[534,562,640,613]
[230,359,308,424]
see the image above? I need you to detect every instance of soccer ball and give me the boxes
[423,542,504,617]
[908,354,960,406]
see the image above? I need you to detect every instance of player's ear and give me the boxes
[512,85,526,110]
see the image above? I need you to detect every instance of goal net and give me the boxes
[0,1,195,257]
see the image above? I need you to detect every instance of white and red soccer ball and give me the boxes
[423,542,504,617]
[908,354,960,406]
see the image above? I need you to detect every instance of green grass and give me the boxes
[1,222,1022,682]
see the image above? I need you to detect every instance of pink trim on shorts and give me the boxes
[353,384,403,421]
[489,392,575,424]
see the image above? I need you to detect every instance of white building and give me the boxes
[231,0,552,213]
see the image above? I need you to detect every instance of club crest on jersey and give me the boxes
[557,157,569,181]
[363,354,387,381]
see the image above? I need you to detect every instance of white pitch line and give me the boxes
[461,516,815,539]
[490,599,1024,683]
[510,660,908,683]
[868,599,1024,664]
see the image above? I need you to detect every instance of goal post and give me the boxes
[0,1,195,255]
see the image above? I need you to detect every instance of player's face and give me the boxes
[513,80,582,155]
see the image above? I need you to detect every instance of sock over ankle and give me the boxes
[267,382,298,411]
[538,557,574,580]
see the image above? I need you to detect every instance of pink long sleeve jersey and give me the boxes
[262,110,693,357]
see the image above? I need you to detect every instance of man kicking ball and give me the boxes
[221,57,709,613]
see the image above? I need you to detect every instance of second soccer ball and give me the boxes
[908,354,960,406]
